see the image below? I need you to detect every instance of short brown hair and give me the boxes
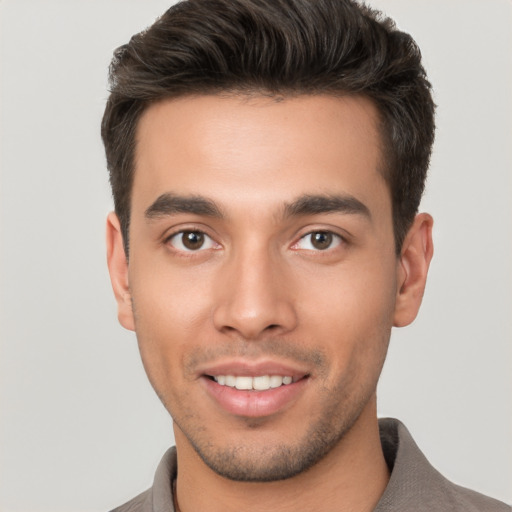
[101,0,435,254]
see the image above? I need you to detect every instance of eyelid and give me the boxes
[161,222,219,243]
[291,229,346,251]
[164,227,221,253]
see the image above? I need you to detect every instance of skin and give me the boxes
[107,94,433,512]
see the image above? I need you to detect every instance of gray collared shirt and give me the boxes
[110,418,510,511]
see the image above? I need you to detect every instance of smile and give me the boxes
[212,375,293,391]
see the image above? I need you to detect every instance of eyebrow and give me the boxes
[283,194,371,219]
[144,192,370,222]
[145,193,223,220]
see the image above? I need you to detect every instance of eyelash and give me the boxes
[164,228,345,255]
[292,230,344,252]
[165,229,219,253]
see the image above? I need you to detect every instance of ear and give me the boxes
[106,212,135,331]
[393,213,434,327]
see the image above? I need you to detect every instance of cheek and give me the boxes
[298,260,397,375]
[128,266,215,391]
[130,255,215,331]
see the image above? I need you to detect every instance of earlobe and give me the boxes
[393,213,434,327]
[106,212,135,331]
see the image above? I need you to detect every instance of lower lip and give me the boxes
[202,377,308,418]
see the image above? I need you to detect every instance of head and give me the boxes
[103,0,435,484]
[101,0,435,256]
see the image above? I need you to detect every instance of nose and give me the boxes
[212,246,298,340]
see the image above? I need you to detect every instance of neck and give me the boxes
[173,398,389,512]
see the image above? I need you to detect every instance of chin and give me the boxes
[175,399,366,482]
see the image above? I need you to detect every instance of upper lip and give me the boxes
[196,358,311,379]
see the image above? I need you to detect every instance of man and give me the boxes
[101,0,510,511]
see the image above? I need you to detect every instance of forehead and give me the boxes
[132,94,388,215]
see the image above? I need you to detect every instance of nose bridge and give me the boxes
[212,239,297,338]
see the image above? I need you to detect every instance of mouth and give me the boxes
[200,364,311,418]
[208,374,299,390]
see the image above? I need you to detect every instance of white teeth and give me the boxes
[225,375,236,387]
[269,375,283,388]
[253,375,270,390]
[235,376,253,390]
[213,375,293,391]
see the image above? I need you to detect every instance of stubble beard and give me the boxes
[172,378,373,482]
[139,330,390,483]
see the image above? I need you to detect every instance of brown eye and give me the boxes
[182,231,204,250]
[295,231,342,251]
[311,232,333,250]
[168,230,216,252]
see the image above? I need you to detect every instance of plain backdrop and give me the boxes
[0,1,510,510]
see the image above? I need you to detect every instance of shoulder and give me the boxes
[446,482,511,512]
[109,488,152,512]
[376,418,510,512]
[108,447,177,512]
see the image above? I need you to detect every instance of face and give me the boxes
[108,94,422,481]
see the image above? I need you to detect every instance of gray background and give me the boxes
[0,0,510,510]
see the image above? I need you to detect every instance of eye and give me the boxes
[167,230,217,252]
[294,231,342,251]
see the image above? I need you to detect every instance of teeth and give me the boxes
[213,375,294,391]
[269,375,284,388]
[225,375,236,387]
[253,375,270,390]
[235,376,253,390]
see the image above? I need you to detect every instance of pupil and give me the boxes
[183,231,204,250]
[312,232,332,250]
